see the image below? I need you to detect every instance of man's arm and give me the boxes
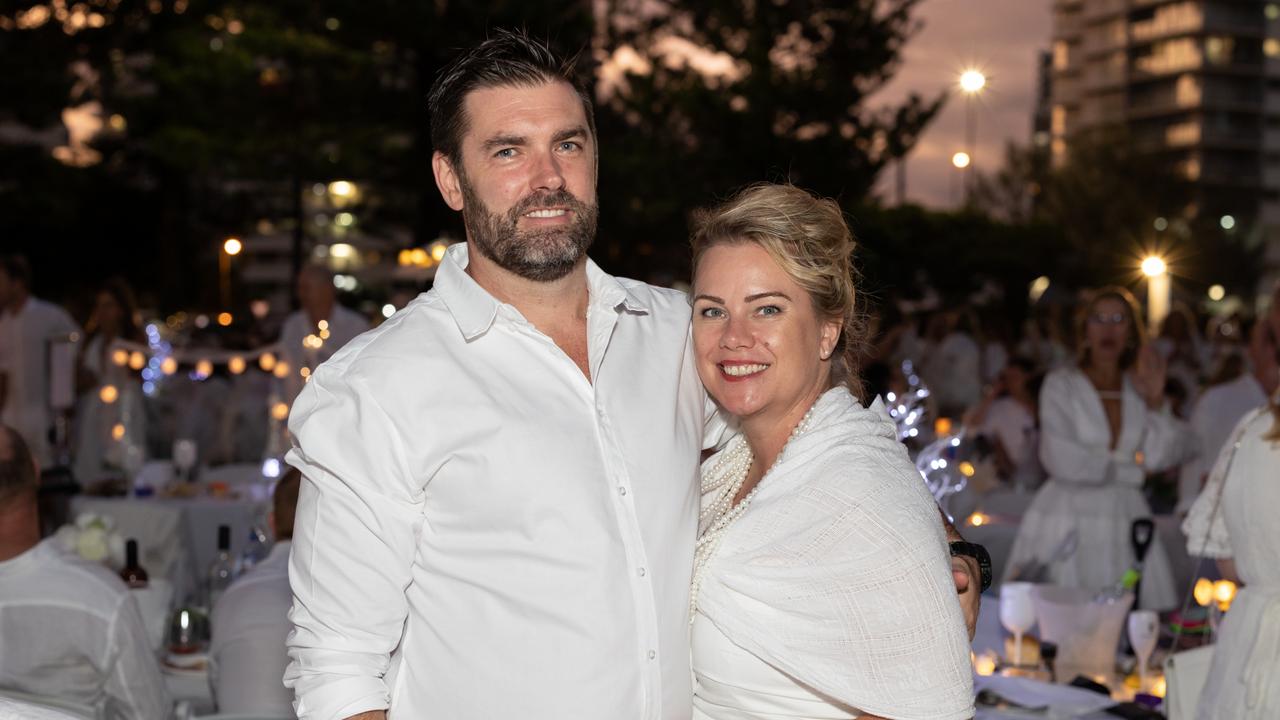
[285,367,425,720]
[940,507,981,641]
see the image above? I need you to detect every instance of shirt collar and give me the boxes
[434,243,649,341]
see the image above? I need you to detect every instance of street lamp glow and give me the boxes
[951,151,971,169]
[1208,284,1226,301]
[959,70,987,94]
[328,180,355,198]
[1220,214,1236,230]
[1141,256,1167,277]
[223,237,242,256]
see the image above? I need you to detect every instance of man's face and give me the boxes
[446,81,598,282]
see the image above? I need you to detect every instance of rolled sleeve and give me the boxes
[284,365,425,720]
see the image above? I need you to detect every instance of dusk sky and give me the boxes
[873,0,1053,208]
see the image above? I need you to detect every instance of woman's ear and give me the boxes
[820,319,841,360]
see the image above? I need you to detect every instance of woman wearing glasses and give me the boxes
[1005,287,1191,609]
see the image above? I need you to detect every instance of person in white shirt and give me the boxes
[278,264,370,401]
[1177,292,1280,513]
[284,30,981,720]
[0,256,79,467]
[209,468,301,716]
[0,424,169,720]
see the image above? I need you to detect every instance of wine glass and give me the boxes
[172,439,197,482]
[1000,582,1037,667]
[1127,609,1159,692]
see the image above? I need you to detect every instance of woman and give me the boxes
[1004,287,1190,609]
[72,278,148,484]
[1181,291,1280,719]
[689,184,973,720]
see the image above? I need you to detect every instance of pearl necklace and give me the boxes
[690,405,816,622]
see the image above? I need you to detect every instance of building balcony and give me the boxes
[1082,0,1126,23]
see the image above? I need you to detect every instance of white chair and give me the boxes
[0,689,96,719]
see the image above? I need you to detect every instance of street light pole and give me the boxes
[221,237,242,310]
[959,70,986,205]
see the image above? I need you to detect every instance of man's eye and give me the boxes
[559,141,581,152]
[495,148,516,159]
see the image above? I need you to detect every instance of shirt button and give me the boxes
[648,650,656,660]
[618,487,627,496]
[638,567,646,577]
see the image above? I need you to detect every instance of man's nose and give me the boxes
[530,150,566,192]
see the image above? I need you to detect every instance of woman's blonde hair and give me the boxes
[1075,285,1148,370]
[690,183,867,397]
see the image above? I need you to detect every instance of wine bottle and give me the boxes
[207,525,235,610]
[119,539,149,589]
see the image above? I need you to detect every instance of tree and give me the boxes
[596,0,943,280]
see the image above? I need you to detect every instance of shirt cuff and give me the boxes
[295,676,388,720]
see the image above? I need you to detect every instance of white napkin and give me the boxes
[976,673,1117,716]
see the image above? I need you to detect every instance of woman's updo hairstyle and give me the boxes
[689,183,867,397]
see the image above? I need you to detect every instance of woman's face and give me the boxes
[1085,296,1131,367]
[692,242,840,427]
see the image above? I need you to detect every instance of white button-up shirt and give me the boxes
[285,244,710,720]
[210,540,294,716]
[0,296,79,465]
[0,539,170,720]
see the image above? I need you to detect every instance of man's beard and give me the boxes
[460,176,598,283]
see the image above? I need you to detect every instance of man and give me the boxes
[284,30,981,720]
[278,263,370,400]
[209,468,301,715]
[0,255,79,467]
[0,424,169,719]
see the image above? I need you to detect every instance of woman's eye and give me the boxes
[699,307,725,319]
[758,305,782,317]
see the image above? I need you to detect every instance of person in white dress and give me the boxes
[689,184,975,720]
[1181,294,1280,719]
[1005,287,1191,610]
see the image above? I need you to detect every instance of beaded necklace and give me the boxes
[690,405,815,621]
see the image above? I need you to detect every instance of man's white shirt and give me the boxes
[210,540,294,716]
[0,539,169,720]
[285,244,712,720]
[0,296,78,465]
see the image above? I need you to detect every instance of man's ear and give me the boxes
[432,152,465,211]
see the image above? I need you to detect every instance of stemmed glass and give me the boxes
[1127,609,1159,692]
[1000,582,1037,667]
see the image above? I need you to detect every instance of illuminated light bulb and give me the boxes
[217,312,233,327]
[273,361,290,379]
[1194,578,1215,607]
[112,349,130,366]
[223,237,242,256]
[973,651,997,677]
[161,357,178,375]
[959,461,976,478]
[967,512,987,528]
[1208,284,1225,301]
[1152,675,1167,698]
[99,385,119,404]
[228,356,246,375]
[111,423,126,441]
[431,242,448,262]
[959,69,986,94]
[1141,256,1167,277]
[129,351,146,371]
[195,360,213,378]
[935,417,953,436]
[259,352,277,372]
[951,151,971,169]
[299,366,311,378]
[317,319,329,331]
[319,328,330,340]
[1214,580,1237,611]
[270,402,290,421]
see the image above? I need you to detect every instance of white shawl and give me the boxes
[697,387,975,720]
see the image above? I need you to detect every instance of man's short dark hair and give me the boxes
[427,29,595,170]
[0,255,31,289]
[0,425,38,503]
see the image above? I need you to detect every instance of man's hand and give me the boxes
[951,554,980,641]
[939,507,981,640]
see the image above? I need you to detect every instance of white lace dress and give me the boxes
[690,388,974,720]
[1183,406,1280,719]
[1004,367,1191,609]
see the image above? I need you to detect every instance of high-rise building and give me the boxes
[1049,0,1280,292]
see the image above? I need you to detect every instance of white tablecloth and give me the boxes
[70,490,270,603]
